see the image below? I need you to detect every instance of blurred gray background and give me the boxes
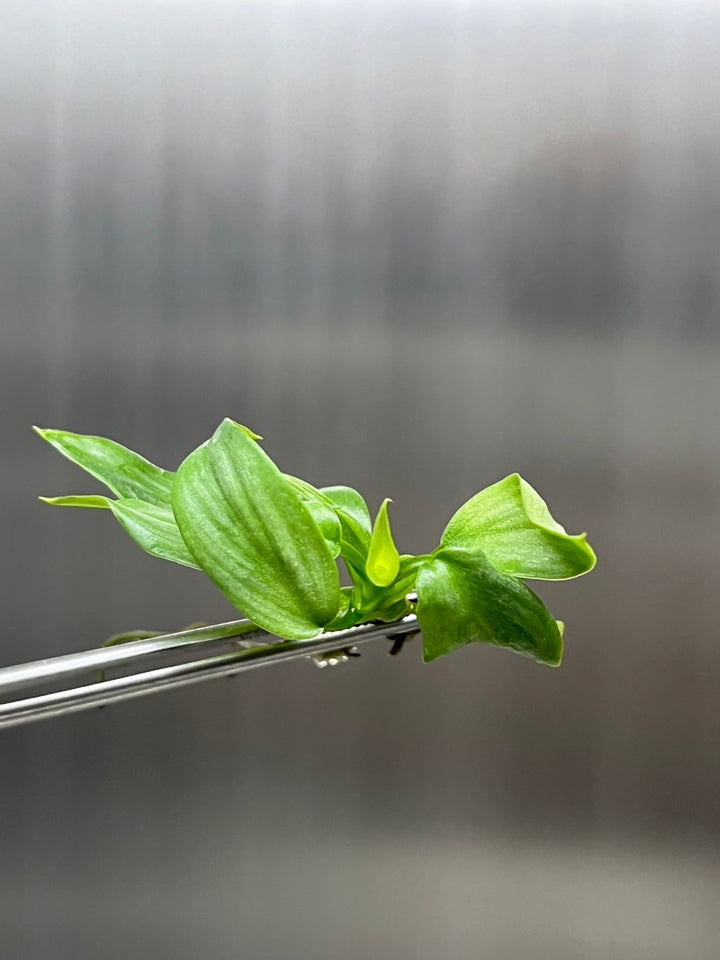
[2,0,720,957]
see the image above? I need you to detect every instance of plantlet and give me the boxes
[35,419,596,665]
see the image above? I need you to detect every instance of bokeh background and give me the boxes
[2,1,720,957]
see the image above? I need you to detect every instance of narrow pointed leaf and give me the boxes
[441,474,596,580]
[39,495,110,509]
[366,499,401,587]
[416,546,563,665]
[172,419,341,639]
[34,427,174,505]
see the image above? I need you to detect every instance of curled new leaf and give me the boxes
[320,486,372,534]
[441,474,596,580]
[416,546,563,665]
[366,499,400,587]
[307,485,373,576]
[280,477,342,557]
[39,495,109,509]
[172,419,342,639]
[302,500,342,558]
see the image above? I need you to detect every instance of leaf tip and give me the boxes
[222,418,263,441]
[582,537,598,571]
[421,645,442,664]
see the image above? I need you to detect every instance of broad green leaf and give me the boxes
[416,546,563,666]
[366,499,400,587]
[34,427,174,505]
[441,474,596,580]
[320,486,372,533]
[39,492,199,568]
[172,418,342,639]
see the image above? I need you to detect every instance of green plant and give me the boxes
[35,419,595,665]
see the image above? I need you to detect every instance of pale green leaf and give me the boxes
[39,495,110,509]
[416,545,563,666]
[172,418,342,639]
[366,499,400,587]
[441,474,596,580]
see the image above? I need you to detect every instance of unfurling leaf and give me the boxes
[39,495,110,509]
[172,419,342,639]
[283,478,342,558]
[302,500,343,558]
[366,499,400,587]
[416,546,563,666]
[441,473,596,580]
[320,486,372,534]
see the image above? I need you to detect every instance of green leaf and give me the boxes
[39,495,110,509]
[303,499,342,558]
[441,474,596,580]
[39,491,199,568]
[416,546,563,666]
[172,418,342,639]
[283,474,329,503]
[284,481,372,569]
[371,597,414,623]
[320,486,372,533]
[109,499,200,568]
[279,477,345,557]
[366,499,401,587]
[34,427,174,505]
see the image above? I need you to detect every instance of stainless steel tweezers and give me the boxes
[0,614,419,730]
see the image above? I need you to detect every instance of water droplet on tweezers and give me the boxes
[311,646,361,669]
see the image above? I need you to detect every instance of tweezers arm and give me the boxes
[0,618,264,696]
[0,615,419,730]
